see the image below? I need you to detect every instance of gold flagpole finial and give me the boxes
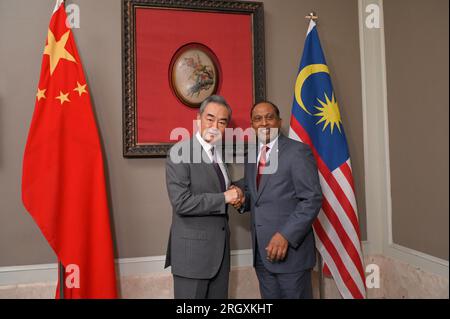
[305,12,318,21]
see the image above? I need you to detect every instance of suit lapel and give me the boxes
[248,161,257,199]
[255,134,289,202]
[222,161,231,188]
[215,145,231,189]
[192,137,223,192]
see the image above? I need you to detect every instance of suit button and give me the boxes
[222,227,225,231]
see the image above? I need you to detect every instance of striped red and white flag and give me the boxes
[288,20,366,298]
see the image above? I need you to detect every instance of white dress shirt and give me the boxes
[257,134,279,164]
[195,131,230,189]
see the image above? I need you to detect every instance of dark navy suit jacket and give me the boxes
[238,134,323,273]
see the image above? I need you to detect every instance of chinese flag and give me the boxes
[22,1,117,298]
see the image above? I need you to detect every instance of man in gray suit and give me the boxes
[165,95,241,299]
[233,101,323,299]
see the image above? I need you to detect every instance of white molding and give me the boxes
[376,0,448,277]
[386,244,449,278]
[378,0,394,248]
[361,240,371,258]
[115,255,169,278]
[0,263,58,286]
[0,249,254,286]
[230,249,254,268]
[358,0,449,279]
[358,0,389,255]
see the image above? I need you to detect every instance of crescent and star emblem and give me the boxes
[294,64,343,134]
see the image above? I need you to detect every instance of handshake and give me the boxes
[224,185,245,209]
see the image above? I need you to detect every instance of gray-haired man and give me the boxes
[165,95,241,299]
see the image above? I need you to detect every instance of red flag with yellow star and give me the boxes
[22,1,117,298]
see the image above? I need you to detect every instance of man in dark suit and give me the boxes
[165,95,241,299]
[233,101,323,299]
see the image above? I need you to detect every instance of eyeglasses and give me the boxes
[251,114,278,123]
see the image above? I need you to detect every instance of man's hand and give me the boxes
[265,232,288,262]
[224,187,240,204]
[227,185,245,208]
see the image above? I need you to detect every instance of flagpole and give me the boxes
[317,251,325,299]
[306,11,323,299]
[305,11,319,21]
[58,261,65,299]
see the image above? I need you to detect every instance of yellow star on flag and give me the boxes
[43,29,77,75]
[74,82,88,96]
[36,88,47,101]
[56,91,70,105]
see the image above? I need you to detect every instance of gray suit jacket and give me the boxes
[165,137,230,279]
[238,134,322,273]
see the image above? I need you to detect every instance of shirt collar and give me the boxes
[259,134,279,151]
[195,131,214,154]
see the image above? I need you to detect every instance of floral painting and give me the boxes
[170,44,219,107]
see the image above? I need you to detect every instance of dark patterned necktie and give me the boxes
[211,147,226,192]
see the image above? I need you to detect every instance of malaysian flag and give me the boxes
[288,20,366,299]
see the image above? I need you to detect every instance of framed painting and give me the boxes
[122,0,265,157]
